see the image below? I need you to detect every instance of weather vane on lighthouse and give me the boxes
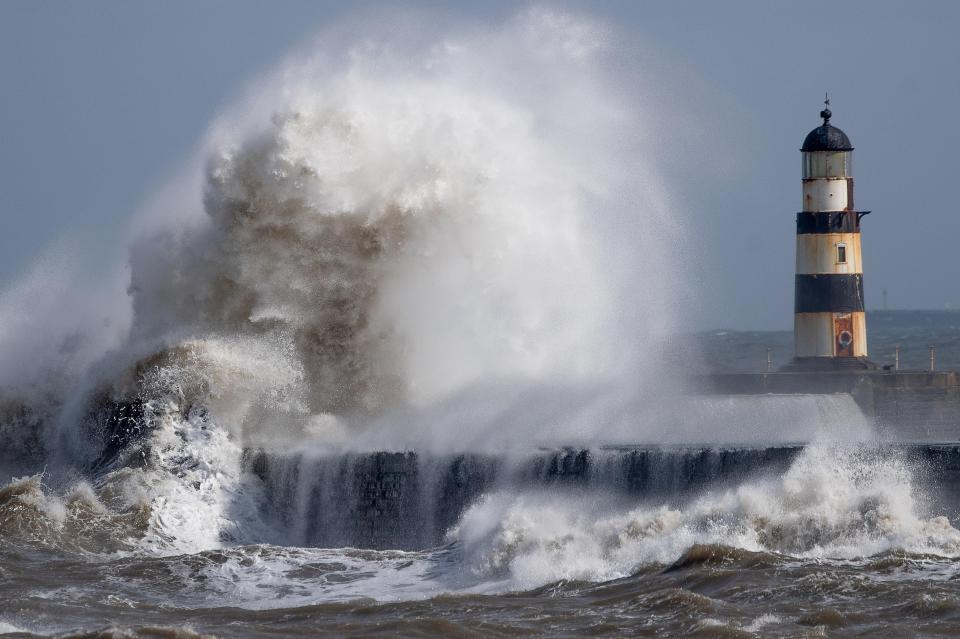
[821,93,833,124]
[784,97,876,371]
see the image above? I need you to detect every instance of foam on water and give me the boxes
[0,622,27,636]
[449,444,960,591]
[4,407,960,608]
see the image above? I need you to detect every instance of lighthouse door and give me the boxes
[834,313,854,357]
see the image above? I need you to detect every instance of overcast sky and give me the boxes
[1,1,958,330]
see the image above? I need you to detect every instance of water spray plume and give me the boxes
[118,7,683,440]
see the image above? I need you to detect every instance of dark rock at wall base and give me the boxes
[0,396,49,473]
[0,391,157,477]
[81,398,152,474]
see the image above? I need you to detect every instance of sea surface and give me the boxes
[696,310,960,373]
[2,311,960,638]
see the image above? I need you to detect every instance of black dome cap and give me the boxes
[801,102,853,152]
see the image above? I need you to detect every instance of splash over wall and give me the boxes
[118,8,687,444]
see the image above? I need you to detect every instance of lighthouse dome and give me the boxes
[801,107,853,151]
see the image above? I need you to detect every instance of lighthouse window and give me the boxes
[837,243,847,264]
[803,151,851,178]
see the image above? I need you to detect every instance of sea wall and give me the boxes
[242,446,804,550]
[242,445,960,551]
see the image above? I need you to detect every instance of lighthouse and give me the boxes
[788,98,875,370]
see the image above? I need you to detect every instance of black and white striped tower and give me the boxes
[788,98,876,371]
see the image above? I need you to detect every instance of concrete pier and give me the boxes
[694,371,960,442]
[243,444,960,550]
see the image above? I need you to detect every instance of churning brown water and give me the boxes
[5,436,960,638]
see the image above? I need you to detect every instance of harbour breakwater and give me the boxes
[4,383,960,563]
[242,444,960,550]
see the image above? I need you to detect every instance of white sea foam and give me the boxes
[91,441,960,606]
[448,444,960,591]
[0,621,27,635]
[743,613,783,632]
[166,545,452,608]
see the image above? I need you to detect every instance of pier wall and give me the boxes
[694,371,960,442]
[243,445,960,550]
[241,446,805,549]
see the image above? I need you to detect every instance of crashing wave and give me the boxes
[449,444,960,590]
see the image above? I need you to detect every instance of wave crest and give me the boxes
[449,445,960,590]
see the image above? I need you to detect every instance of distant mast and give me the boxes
[787,96,876,371]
